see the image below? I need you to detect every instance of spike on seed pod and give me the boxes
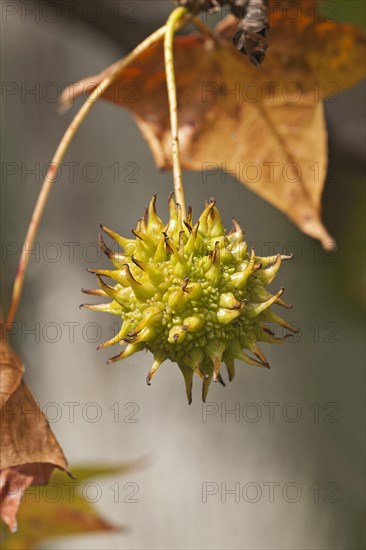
[88,268,128,287]
[224,355,235,382]
[146,351,167,385]
[84,196,297,402]
[98,234,113,259]
[178,364,194,405]
[101,224,133,251]
[81,287,107,297]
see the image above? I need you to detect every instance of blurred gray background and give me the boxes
[1,1,365,549]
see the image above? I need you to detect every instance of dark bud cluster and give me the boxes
[178,0,269,66]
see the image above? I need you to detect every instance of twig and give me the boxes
[192,16,219,43]
[6,18,192,329]
[164,6,189,219]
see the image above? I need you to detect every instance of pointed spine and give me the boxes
[260,310,299,333]
[123,326,156,344]
[97,322,135,349]
[257,254,282,285]
[207,204,225,237]
[179,364,194,404]
[154,234,169,263]
[124,264,156,300]
[231,342,269,369]
[146,351,167,385]
[224,356,236,382]
[167,193,184,236]
[184,222,202,256]
[257,253,293,267]
[131,256,163,286]
[219,292,241,309]
[101,224,135,254]
[246,288,285,318]
[198,200,215,235]
[229,248,257,289]
[107,343,142,363]
[98,234,126,268]
[81,288,107,297]
[205,242,221,285]
[88,268,128,287]
[202,376,212,403]
[205,340,226,382]
[129,306,163,335]
[147,195,164,235]
[95,275,128,306]
[81,302,123,315]
[217,305,243,324]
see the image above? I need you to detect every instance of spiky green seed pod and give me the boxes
[82,195,297,403]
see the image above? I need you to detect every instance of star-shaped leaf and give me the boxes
[61,2,365,246]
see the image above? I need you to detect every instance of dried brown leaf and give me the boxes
[0,333,69,532]
[61,7,366,247]
[0,335,24,410]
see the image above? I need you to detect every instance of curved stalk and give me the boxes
[6,19,194,329]
[164,6,189,219]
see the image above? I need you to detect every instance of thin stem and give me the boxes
[6,20,193,329]
[192,16,219,42]
[164,6,189,218]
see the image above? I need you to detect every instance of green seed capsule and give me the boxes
[83,195,296,403]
